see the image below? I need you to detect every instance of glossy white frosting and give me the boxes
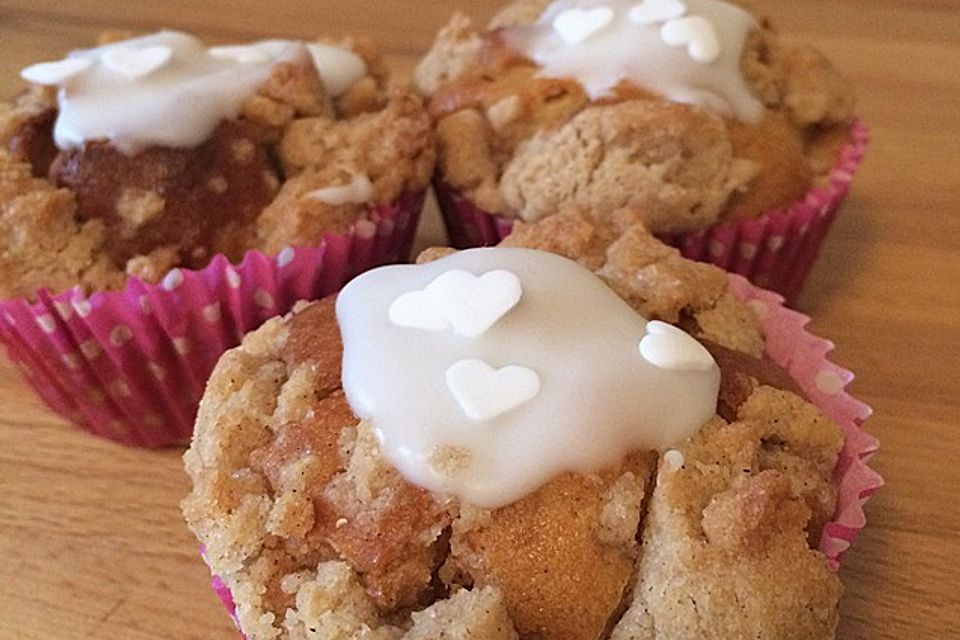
[20,31,367,154]
[503,0,764,122]
[337,248,720,508]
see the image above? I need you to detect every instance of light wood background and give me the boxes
[1,1,958,638]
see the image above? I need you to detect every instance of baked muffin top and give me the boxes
[416,0,854,233]
[0,31,435,299]
[183,212,844,640]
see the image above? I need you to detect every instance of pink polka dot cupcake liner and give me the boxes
[201,273,880,634]
[436,120,869,302]
[726,274,881,568]
[0,192,424,448]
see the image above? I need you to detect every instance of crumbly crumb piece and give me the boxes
[499,101,741,233]
[611,387,844,640]
[500,209,764,352]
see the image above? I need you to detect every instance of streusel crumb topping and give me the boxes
[184,223,842,639]
[0,34,434,299]
[416,0,854,233]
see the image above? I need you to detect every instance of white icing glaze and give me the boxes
[337,248,720,508]
[629,0,686,25]
[503,0,764,122]
[305,174,374,205]
[22,31,367,154]
[639,320,715,371]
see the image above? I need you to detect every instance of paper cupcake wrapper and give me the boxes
[202,273,880,633]
[0,192,424,448]
[727,274,882,568]
[436,120,869,302]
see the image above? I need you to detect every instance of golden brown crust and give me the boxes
[416,1,855,232]
[0,35,435,299]
[448,451,658,640]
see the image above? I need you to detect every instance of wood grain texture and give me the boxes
[1,1,958,637]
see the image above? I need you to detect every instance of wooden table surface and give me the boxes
[1,1,958,638]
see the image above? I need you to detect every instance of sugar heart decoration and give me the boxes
[629,0,686,26]
[388,288,449,333]
[389,269,522,338]
[552,7,616,45]
[209,44,274,64]
[445,359,541,422]
[639,321,714,371]
[660,16,721,63]
[103,45,173,79]
[20,58,93,85]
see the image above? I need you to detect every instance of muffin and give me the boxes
[182,213,879,639]
[416,0,867,298]
[0,30,435,446]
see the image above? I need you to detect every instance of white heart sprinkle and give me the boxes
[306,43,368,96]
[553,7,615,45]
[20,57,93,85]
[629,0,686,25]
[102,45,172,79]
[305,174,373,206]
[389,289,450,333]
[445,359,540,422]
[389,269,522,338]
[661,16,721,63]
[639,321,714,371]
[209,44,274,65]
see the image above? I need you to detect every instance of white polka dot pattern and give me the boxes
[0,192,424,447]
[815,369,845,396]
